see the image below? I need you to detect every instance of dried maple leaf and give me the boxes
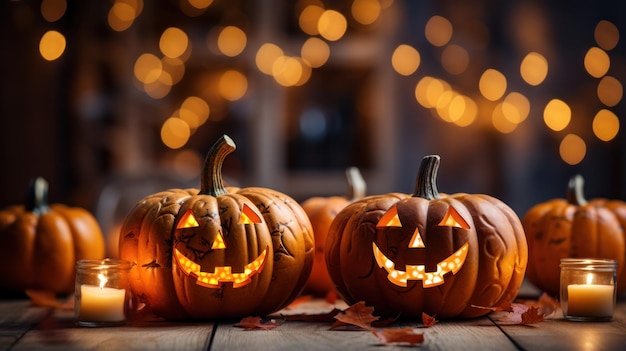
[491,303,544,325]
[422,312,438,327]
[283,308,343,323]
[331,301,379,330]
[233,316,283,330]
[26,289,73,310]
[372,328,425,345]
[537,293,559,318]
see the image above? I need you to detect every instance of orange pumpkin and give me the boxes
[0,177,106,295]
[119,135,314,320]
[522,175,626,296]
[325,155,528,319]
[301,167,366,296]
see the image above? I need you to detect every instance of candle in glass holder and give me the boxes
[560,258,617,322]
[75,259,132,327]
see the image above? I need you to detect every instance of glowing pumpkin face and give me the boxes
[174,203,269,289]
[325,155,528,319]
[373,204,470,288]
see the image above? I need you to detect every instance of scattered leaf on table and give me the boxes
[537,293,559,317]
[372,327,425,345]
[332,301,379,330]
[422,312,438,327]
[491,303,544,325]
[234,316,283,330]
[283,308,343,323]
[26,290,73,310]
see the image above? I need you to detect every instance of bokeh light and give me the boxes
[39,30,66,61]
[351,0,381,25]
[318,10,347,41]
[160,27,189,58]
[161,117,190,149]
[217,26,247,57]
[592,109,620,142]
[559,134,586,165]
[520,52,548,86]
[441,44,469,75]
[218,70,248,101]
[595,20,619,51]
[41,0,66,22]
[425,15,453,47]
[584,47,610,78]
[597,76,623,107]
[479,69,507,101]
[301,37,330,68]
[256,43,284,75]
[391,44,420,76]
[543,99,571,131]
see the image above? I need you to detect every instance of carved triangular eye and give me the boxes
[177,209,200,229]
[438,207,470,229]
[239,203,262,224]
[211,231,226,249]
[409,228,425,248]
[376,205,402,228]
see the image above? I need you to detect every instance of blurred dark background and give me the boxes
[1,0,625,248]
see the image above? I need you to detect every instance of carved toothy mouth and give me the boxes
[372,242,469,288]
[174,246,268,289]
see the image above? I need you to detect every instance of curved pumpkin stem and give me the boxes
[345,167,366,201]
[566,174,587,206]
[200,135,236,197]
[413,155,441,200]
[26,177,50,215]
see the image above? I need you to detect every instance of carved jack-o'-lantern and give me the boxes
[119,135,314,320]
[325,155,528,319]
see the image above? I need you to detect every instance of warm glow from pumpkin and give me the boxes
[39,30,66,61]
[174,247,269,288]
[376,205,402,227]
[425,15,453,47]
[597,76,622,107]
[595,20,619,51]
[239,203,263,224]
[438,207,470,229]
[584,47,610,78]
[543,99,571,131]
[177,209,200,229]
[520,52,548,86]
[318,10,347,41]
[217,26,247,57]
[391,44,421,76]
[373,242,469,287]
[409,229,425,248]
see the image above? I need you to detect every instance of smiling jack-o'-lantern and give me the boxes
[119,135,314,320]
[325,155,528,319]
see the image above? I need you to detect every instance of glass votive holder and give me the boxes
[560,258,617,322]
[74,259,133,327]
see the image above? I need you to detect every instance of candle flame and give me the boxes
[586,273,593,285]
[98,273,107,288]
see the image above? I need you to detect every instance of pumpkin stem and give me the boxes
[345,167,366,200]
[413,155,441,200]
[26,177,50,215]
[566,174,587,206]
[200,135,236,196]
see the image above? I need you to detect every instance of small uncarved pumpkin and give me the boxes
[119,135,314,320]
[0,177,106,295]
[325,155,528,319]
[522,175,626,296]
[301,167,366,296]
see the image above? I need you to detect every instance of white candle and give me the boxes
[78,284,126,322]
[567,284,614,317]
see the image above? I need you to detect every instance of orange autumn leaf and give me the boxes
[283,308,343,323]
[372,327,425,345]
[491,303,544,325]
[332,301,379,330]
[233,316,283,330]
[422,312,438,327]
[520,306,544,324]
[25,289,73,310]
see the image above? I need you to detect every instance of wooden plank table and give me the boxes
[2,284,626,350]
